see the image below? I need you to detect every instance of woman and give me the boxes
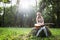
[35,11,44,29]
[34,12,47,36]
[28,11,51,37]
[35,11,52,37]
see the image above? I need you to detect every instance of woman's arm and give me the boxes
[36,16,44,26]
[36,17,38,23]
[40,16,44,25]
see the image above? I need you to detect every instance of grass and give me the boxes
[0,27,60,40]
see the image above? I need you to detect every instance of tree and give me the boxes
[0,0,10,3]
[38,0,60,27]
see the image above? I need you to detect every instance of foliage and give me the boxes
[39,0,60,27]
[0,0,60,27]
[0,7,3,13]
[0,0,10,3]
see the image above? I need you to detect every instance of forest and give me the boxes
[0,0,60,28]
[0,0,60,40]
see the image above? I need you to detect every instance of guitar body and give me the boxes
[34,24,45,29]
[34,24,41,29]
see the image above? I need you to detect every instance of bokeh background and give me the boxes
[0,0,60,27]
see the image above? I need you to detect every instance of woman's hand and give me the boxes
[35,23,44,27]
[38,23,44,26]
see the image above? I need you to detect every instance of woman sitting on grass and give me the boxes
[28,11,51,37]
[29,11,51,37]
[34,11,51,37]
[35,11,48,37]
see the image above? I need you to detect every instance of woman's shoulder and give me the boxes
[41,16,43,18]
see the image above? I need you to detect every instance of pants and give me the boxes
[36,26,48,37]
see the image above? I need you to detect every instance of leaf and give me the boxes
[2,0,10,3]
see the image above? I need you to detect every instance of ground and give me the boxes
[0,27,60,40]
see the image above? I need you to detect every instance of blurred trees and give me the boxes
[39,0,60,27]
[0,0,60,27]
[0,0,10,3]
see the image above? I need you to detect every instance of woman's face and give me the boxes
[37,12,41,17]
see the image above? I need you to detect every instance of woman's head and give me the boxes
[37,12,41,17]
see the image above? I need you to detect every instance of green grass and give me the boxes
[0,27,60,40]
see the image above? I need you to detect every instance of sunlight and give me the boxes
[19,0,36,9]
[20,1,29,9]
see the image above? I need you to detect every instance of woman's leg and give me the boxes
[36,26,48,37]
[43,26,48,37]
[36,27,43,36]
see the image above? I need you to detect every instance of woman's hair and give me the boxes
[37,10,42,13]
